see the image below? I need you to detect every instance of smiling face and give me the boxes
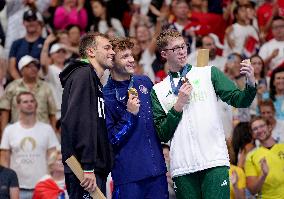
[91,36,115,70]
[251,119,271,142]
[113,49,135,77]
[161,36,188,71]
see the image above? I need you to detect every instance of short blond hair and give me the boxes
[47,149,61,174]
[157,29,182,52]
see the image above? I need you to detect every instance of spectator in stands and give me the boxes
[0,164,19,199]
[66,24,80,50]
[227,139,246,199]
[259,100,284,142]
[223,5,259,58]
[250,54,268,115]
[231,122,255,168]
[90,0,125,37]
[4,0,47,58]
[266,66,284,120]
[0,55,57,136]
[188,34,226,71]
[258,16,284,71]
[245,116,284,199]
[41,43,67,120]
[33,150,68,199]
[250,54,267,86]
[133,0,151,15]
[130,12,166,82]
[166,0,196,53]
[257,0,282,42]
[8,9,45,80]
[53,0,87,32]
[0,91,59,199]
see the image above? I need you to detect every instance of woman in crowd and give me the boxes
[33,150,68,199]
[231,122,255,168]
[90,0,125,37]
[266,67,284,120]
[53,0,87,32]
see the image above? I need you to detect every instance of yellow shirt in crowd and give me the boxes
[229,164,246,199]
[244,144,284,199]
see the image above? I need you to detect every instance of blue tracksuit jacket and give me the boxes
[103,75,166,186]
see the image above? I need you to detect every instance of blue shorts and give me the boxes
[112,174,169,199]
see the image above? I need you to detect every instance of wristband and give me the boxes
[83,169,94,174]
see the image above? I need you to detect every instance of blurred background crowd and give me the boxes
[0,0,283,198]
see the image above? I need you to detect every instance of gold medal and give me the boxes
[181,77,189,84]
[244,59,251,65]
[128,88,138,97]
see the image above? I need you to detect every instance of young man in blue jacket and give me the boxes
[103,37,168,199]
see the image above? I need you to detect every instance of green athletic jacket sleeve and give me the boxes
[211,66,256,108]
[151,89,182,143]
[151,66,257,143]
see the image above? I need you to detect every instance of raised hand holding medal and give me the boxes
[128,87,139,97]
[170,65,193,112]
[127,83,140,115]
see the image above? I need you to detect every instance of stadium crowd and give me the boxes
[0,0,283,198]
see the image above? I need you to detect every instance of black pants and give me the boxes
[65,173,107,199]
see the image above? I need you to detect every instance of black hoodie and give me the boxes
[59,59,113,175]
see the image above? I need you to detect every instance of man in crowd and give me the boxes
[8,9,45,80]
[188,34,226,72]
[0,164,19,199]
[151,28,256,198]
[259,99,284,142]
[103,37,168,198]
[259,16,284,71]
[0,91,58,199]
[60,32,115,198]
[0,55,57,137]
[245,116,284,198]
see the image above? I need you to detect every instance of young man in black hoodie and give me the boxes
[59,32,115,198]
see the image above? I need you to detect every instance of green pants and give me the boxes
[173,166,230,199]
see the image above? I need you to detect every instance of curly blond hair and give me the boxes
[110,37,134,52]
[157,29,182,52]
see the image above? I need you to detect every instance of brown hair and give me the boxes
[258,99,276,113]
[79,32,108,58]
[157,29,182,52]
[226,139,236,164]
[16,91,36,104]
[249,116,269,132]
[110,37,134,52]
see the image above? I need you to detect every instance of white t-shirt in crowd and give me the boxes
[133,0,151,15]
[98,18,125,37]
[258,39,284,70]
[139,49,156,83]
[46,64,63,119]
[223,23,259,57]
[0,121,59,189]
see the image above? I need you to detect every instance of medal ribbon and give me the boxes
[169,65,189,95]
[114,76,134,102]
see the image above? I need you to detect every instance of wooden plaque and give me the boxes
[196,49,209,67]
[65,156,106,199]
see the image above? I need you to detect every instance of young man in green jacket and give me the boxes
[151,29,257,199]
